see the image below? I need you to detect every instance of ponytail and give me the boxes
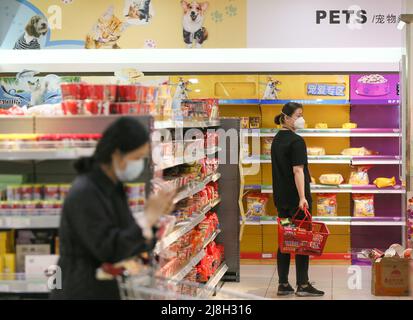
[274,113,284,125]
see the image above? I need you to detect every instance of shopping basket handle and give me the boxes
[292,207,312,228]
[101,263,126,276]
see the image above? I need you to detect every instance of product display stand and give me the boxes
[216,118,241,282]
[0,115,152,298]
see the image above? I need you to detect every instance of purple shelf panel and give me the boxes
[350,105,400,128]
[351,138,400,157]
[351,225,402,254]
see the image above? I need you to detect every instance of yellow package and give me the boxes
[341,147,376,156]
[246,193,269,217]
[249,117,261,129]
[3,254,15,280]
[373,177,396,188]
[342,123,357,129]
[0,231,14,255]
[349,166,371,185]
[307,147,326,156]
[311,177,316,184]
[319,174,344,185]
[315,123,328,129]
[317,194,337,216]
[262,137,273,156]
[240,117,249,129]
[353,194,375,217]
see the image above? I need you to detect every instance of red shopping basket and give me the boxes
[277,208,330,256]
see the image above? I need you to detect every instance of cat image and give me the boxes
[85,6,129,49]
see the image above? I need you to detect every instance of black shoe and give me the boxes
[277,283,295,296]
[296,282,325,297]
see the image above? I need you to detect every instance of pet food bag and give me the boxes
[315,123,328,129]
[246,193,269,217]
[262,137,273,156]
[317,194,337,216]
[341,147,376,156]
[307,147,326,156]
[349,166,372,185]
[353,194,375,217]
[342,122,357,129]
[373,177,396,188]
[319,174,344,185]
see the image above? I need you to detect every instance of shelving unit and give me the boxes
[213,73,405,263]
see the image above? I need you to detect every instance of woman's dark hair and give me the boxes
[74,117,150,174]
[274,102,303,125]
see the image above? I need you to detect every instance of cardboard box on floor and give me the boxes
[372,257,410,296]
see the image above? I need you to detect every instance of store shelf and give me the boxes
[197,263,228,298]
[241,216,405,226]
[219,99,349,105]
[258,184,405,194]
[241,128,401,138]
[205,146,221,155]
[154,198,221,254]
[242,155,401,165]
[0,276,49,294]
[203,230,221,249]
[154,120,220,129]
[0,148,94,161]
[0,215,60,229]
[155,152,207,171]
[171,249,206,282]
[174,173,221,204]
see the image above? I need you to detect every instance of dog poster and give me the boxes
[124,0,155,25]
[0,71,78,108]
[181,1,209,48]
[13,15,48,50]
[262,77,282,100]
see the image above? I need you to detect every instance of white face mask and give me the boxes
[115,158,145,182]
[294,117,306,129]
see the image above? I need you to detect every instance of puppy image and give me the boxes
[173,78,191,100]
[125,0,153,24]
[85,6,129,49]
[263,78,282,100]
[181,1,209,48]
[14,15,48,50]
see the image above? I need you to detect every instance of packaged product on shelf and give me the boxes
[59,184,71,200]
[262,137,273,156]
[240,117,250,129]
[20,184,33,201]
[6,185,21,201]
[311,177,316,184]
[246,192,269,217]
[307,147,326,156]
[0,231,14,255]
[341,147,377,156]
[61,100,82,115]
[125,183,146,200]
[249,117,261,129]
[319,174,344,185]
[33,184,43,201]
[315,123,328,129]
[44,185,60,201]
[349,166,372,185]
[373,177,396,188]
[317,194,337,216]
[353,194,375,217]
[2,254,16,280]
[61,83,82,100]
[342,123,357,129]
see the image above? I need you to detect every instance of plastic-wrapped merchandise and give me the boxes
[341,147,376,156]
[317,194,337,216]
[353,194,375,217]
[246,193,269,217]
[373,177,396,188]
[319,174,344,185]
[342,122,357,129]
[262,137,273,156]
[349,166,371,185]
[315,123,328,129]
[307,147,326,156]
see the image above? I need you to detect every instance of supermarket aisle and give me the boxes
[218,264,411,300]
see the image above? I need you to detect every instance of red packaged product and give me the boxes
[62,100,81,115]
[61,83,82,100]
[117,85,142,102]
[20,185,33,201]
[83,99,99,115]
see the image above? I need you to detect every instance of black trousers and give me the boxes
[277,206,311,286]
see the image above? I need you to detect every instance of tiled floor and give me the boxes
[216,264,411,300]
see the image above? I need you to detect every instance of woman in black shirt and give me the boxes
[271,102,324,297]
[51,117,175,300]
